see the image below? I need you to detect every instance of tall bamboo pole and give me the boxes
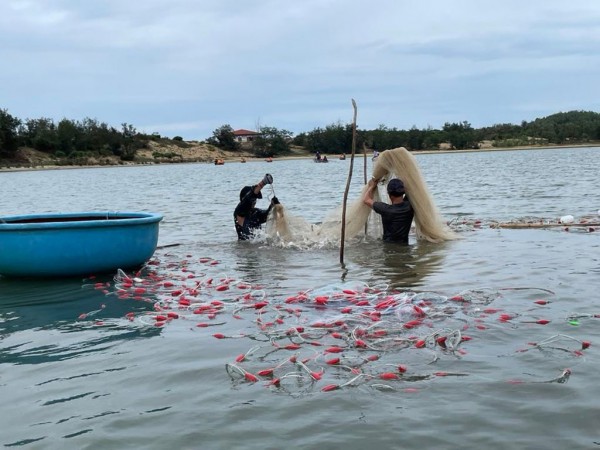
[363,142,369,235]
[363,143,368,184]
[340,99,358,264]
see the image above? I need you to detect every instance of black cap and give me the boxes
[240,185,262,201]
[387,178,405,195]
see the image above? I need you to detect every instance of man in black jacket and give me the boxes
[234,173,279,240]
[363,178,414,243]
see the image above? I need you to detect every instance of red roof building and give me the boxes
[233,129,260,143]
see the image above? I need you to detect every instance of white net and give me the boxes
[265,147,458,247]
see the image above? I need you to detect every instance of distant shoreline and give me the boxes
[412,142,600,155]
[1,143,599,173]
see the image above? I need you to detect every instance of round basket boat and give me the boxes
[0,211,163,278]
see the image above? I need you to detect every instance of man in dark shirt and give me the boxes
[234,173,279,240]
[363,177,414,243]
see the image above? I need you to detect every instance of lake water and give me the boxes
[1,147,600,449]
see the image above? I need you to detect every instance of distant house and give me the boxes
[233,129,260,143]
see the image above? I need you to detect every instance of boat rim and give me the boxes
[0,211,163,231]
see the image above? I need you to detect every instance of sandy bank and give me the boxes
[1,143,599,173]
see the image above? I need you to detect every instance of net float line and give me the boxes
[492,222,599,229]
[84,254,596,394]
[446,215,599,231]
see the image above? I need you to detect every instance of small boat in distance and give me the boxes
[265,157,273,162]
[314,155,329,163]
[214,158,225,165]
[240,157,247,163]
[339,154,346,160]
[0,211,163,278]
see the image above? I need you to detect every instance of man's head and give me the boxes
[387,178,405,198]
[240,186,262,201]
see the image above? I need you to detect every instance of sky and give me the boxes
[2,0,600,141]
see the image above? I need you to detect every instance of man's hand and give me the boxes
[363,179,377,208]
[263,174,273,185]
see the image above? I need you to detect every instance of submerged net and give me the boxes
[88,258,587,395]
[266,147,457,246]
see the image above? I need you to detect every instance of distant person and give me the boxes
[322,155,328,162]
[363,178,414,243]
[234,173,279,240]
[315,151,321,161]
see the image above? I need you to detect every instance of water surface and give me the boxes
[1,147,599,449]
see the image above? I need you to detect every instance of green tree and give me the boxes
[21,117,57,152]
[119,123,138,161]
[291,132,307,146]
[303,122,356,155]
[57,118,81,154]
[251,126,292,157]
[522,110,600,144]
[407,126,426,150]
[442,121,477,149]
[363,124,409,151]
[0,108,21,158]
[206,124,239,151]
[422,127,444,149]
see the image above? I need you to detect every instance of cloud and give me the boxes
[2,0,600,139]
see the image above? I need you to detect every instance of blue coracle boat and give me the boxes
[0,211,163,278]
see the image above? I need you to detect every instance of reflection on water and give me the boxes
[0,276,158,364]
[0,275,125,306]
[231,242,273,284]
[346,239,449,289]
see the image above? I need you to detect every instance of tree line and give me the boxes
[2,108,600,164]
[0,109,176,162]
[290,110,600,155]
[195,110,600,156]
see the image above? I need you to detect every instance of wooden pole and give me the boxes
[340,99,358,264]
[363,143,368,184]
[363,142,369,236]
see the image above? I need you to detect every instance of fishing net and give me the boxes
[265,147,457,246]
[264,199,382,248]
[372,147,458,242]
[76,255,592,395]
